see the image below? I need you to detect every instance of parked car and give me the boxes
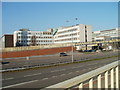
[84,50,96,52]
[88,50,96,52]
[1,61,10,64]
[60,52,67,57]
[83,50,89,52]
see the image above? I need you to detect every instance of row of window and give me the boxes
[17,36,52,39]
[18,32,52,35]
[55,33,78,38]
[17,40,53,43]
[54,38,77,42]
[57,29,77,34]
[35,44,52,45]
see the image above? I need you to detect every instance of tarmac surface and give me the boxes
[2,50,119,89]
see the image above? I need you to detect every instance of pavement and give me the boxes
[2,50,118,70]
[2,55,119,89]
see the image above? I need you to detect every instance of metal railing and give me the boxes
[45,60,120,89]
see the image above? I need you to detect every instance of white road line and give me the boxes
[52,76,57,78]
[72,67,77,69]
[51,69,66,72]
[4,64,9,66]
[60,69,66,71]
[88,68,92,70]
[3,80,38,88]
[68,72,73,74]
[82,69,86,71]
[42,78,48,80]
[3,78,14,81]
[60,74,66,76]
[72,66,82,69]
[76,71,80,73]
[24,73,41,77]
[51,70,59,72]
[88,64,93,65]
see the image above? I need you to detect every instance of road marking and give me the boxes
[88,68,92,70]
[82,69,86,71]
[4,64,9,66]
[60,74,66,76]
[42,78,48,80]
[76,71,80,73]
[61,69,66,71]
[24,73,41,77]
[52,76,57,78]
[3,80,38,88]
[51,69,66,72]
[51,70,57,72]
[68,72,73,74]
[72,67,77,69]
[88,64,93,65]
[72,66,82,69]
[3,78,14,81]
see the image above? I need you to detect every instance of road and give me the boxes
[2,50,118,70]
[2,56,118,89]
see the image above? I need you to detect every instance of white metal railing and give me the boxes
[45,60,120,89]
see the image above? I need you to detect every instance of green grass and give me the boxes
[2,55,119,73]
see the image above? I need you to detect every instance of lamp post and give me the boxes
[66,20,74,63]
[72,30,74,63]
[66,18,78,63]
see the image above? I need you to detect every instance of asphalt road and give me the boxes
[2,56,118,89]
[2,50,118,70]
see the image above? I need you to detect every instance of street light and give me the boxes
[66,18,78,63]
[66,20,74,63]
[71,30,74,63]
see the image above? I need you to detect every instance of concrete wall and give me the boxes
[1,46,76,58]
[79,24,85,42]
[87,25,92,42]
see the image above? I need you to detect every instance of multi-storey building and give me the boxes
[14,29,53,46]
[92,28,120,41]
[54,24,92,44]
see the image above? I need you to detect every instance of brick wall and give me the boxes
[1,46,76,58]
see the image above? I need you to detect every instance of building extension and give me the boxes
[0,34,14,48]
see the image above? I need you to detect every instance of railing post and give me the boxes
[105,71,108,89]
[98,74,101,89]
[89,78,93,90]
[79,83,83,90]
[111,68,114,89]
[115,66,119,89]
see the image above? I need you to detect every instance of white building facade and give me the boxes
[14,29,53,46]
[13,24,92,47]
[54,24,92,44]
[92,28,120,41]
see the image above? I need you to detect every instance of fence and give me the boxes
[1,39,120,52]
[46,60,120,89]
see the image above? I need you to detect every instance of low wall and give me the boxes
[1,46,76,58]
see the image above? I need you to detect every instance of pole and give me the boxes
[72,32,74,63]
[66,20,74,63]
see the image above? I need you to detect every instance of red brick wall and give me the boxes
[1,46,76,58]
